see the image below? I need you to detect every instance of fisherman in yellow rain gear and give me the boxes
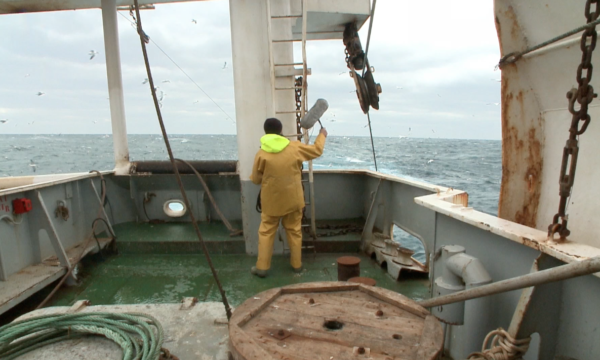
[250,118,327,277]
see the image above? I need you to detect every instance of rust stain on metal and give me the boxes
[504,5,522,44]
[514,127,543,227]
[498,75,543,228]
[450,192,469,207]
[520,237,541,251]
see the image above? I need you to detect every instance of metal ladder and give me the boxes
[267,0,317,255]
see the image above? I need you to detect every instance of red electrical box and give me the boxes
[12,198,32,214]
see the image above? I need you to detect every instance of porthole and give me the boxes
[163,200,186,217]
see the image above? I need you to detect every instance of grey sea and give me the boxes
[0,134,501,261]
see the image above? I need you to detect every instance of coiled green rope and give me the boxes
[0,312,166,360]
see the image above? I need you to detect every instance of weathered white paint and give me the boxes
[101,0,130,174]
[415,189,600,272]
[496,0,600,247]
[230,0,274,181]
[0,171,113,196]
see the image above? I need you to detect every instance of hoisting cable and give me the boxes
[362,0,378,171]
[0,312,169,360]
[36,170,115,310]
[132,0,232,321]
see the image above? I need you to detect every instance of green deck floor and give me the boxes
[44,220,428,309]
[46,253,430,308]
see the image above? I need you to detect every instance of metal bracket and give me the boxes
[36,191,71,269]
[361,178,383,243]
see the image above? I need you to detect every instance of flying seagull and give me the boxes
[37,92,45,96]
[162,80,170,83]
[142,78,148,85]
[0,119,8,124]
[192,19,197,24]
[89,50,99,60]
[29,159,37,172]
[222,61,228,70]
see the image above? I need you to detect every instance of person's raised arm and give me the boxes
[297,127,328,161]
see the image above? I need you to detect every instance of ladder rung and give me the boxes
[275,68,311,77]
[301,179,309,182]
[274,63,303,66]
[275,87,302,90]
[276,110,299,114]
[301,224,311,227]
[271,15,302,19]
[273,39,300,43]
[302,246,315,249]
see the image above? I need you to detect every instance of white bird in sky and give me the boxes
[142,78,148,85]
[486,102,500,106]
[0,119,8,124]
[431,129,435,133]
[162,80,170,83]
[192,19,197,24]
[24,74,30,78]
[36,92,45,96]
[193,100,200,104]
[29,159,37,172]
[339,72,345,75]
[222,61,227,70]
[89,50,99,60]
[92,120,97,124]
[28,121,35,125]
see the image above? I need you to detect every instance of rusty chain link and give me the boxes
[548,0,599,240]
[295,76,303,141]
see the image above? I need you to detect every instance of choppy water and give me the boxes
[0,134,501,261]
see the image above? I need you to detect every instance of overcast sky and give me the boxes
[0,0,501,139]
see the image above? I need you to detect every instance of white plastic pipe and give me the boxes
[419,257,600,308]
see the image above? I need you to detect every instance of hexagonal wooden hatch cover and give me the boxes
[229,282,443,360]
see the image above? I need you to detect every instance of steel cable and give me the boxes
[132,0,232,320]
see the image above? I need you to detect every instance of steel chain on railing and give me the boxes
[295,76,312,234]
[548,0,599,240]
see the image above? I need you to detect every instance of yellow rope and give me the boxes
[467,328,531,360]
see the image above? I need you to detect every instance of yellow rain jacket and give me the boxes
[250,133,326,216]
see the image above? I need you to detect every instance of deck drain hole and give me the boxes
[323,320,344,330]
[392,334,402,340]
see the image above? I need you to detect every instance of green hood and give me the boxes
[260,134,290,153]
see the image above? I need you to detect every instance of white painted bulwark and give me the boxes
[495,0,600,247]
[101,0,130,174]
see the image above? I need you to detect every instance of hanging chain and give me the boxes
[295,76,303,141]
[548,0,599,240]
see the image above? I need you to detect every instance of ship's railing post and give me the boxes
[101,0,130,174]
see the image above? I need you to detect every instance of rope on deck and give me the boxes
[0,312,175,360]
[467,328,531,360]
